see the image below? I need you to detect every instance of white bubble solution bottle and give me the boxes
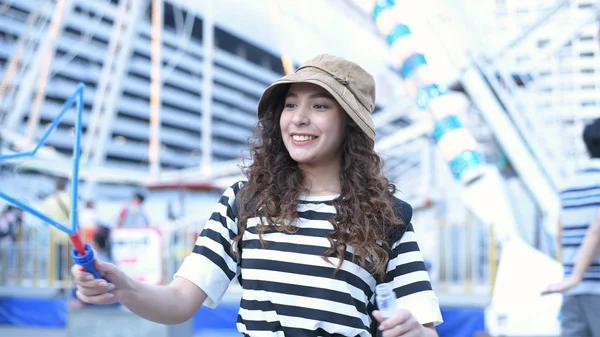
[376,283,398,319]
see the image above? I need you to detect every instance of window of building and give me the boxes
[63,25,83,38]
[6,3,29,21]
[581,101,597,107]
[538,101,552,108]
[261,56,272,70]
[236,44,247,59]
[559,82,574,90]
[74,5,113,25]
[515,8,528,15]
[560,68,573,75]
[164,2,176,31]
[537,39,549,48]
[191,17,204,43]
[214,26,284,74]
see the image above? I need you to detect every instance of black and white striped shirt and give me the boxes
[560,159,600,296]
[175,181,442,336]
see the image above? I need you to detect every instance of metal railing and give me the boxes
[1,208,498,301]
[412,198,498,299]
[0,227,72,290]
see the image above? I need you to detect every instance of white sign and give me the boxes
[111,228,163,285]
[486,238,563,336]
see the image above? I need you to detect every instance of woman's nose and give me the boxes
[290,103,310,126]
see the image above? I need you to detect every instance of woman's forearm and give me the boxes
[119,277,207,325]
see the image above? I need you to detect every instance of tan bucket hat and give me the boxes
[257,54,376,141]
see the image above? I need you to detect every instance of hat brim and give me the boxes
[257,69,375,140]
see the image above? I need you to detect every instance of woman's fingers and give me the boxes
[75,290,117,304]
[77,281,114,294]
[74,275,115,301]
[72,264,105,285]
[76,277,110,289]
[72,262,122,304]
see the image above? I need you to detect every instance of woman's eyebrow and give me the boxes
[285,92,333,100]
[309,93,334,100]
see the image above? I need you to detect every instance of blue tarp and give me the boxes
[438,306,486,337]
[192,302,487,337]
[1,296,486,336]
[193,302,239,331]
[0,297,67,327]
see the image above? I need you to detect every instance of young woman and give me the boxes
[71,54,443,336]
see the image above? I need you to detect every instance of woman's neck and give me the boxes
[299,161,342,196]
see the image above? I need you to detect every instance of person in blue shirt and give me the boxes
[543,118,600,337]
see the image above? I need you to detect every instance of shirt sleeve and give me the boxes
[174,181,245,308]
[385,200,443,326]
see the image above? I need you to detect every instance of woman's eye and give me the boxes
[284,103,296,108]
[314,104,328,109]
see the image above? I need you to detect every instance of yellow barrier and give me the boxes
[162,227,200,283]
[488,222,498,294]
[47,229,55,287]
[0,223,202,291]
[0,227,74,290]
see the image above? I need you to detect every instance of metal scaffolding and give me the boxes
[0,0,597,200]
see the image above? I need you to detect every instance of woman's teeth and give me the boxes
[292,135,316,141]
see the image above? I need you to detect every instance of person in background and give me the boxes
[117,193,149,228]
[12,206,24,243]
[91,225,113,262]
[80,200,97,229]
[79,200,98,243]
[43,178,72,284]
[0,205,19,284]
[542,118,600,337]
[0,205,21,242]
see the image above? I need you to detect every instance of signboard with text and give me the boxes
[111,228,163,284]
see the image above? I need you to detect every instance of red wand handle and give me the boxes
[69,231,86,255]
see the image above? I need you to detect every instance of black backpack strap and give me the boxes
[387,196,412,247]
[370,197,413,335]
[231,182,251,250]
[55,194,70,220]
[231,181,249,286]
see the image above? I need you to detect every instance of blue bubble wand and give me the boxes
[0,82,102,279]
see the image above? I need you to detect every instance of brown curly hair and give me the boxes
[233,85,405,282]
